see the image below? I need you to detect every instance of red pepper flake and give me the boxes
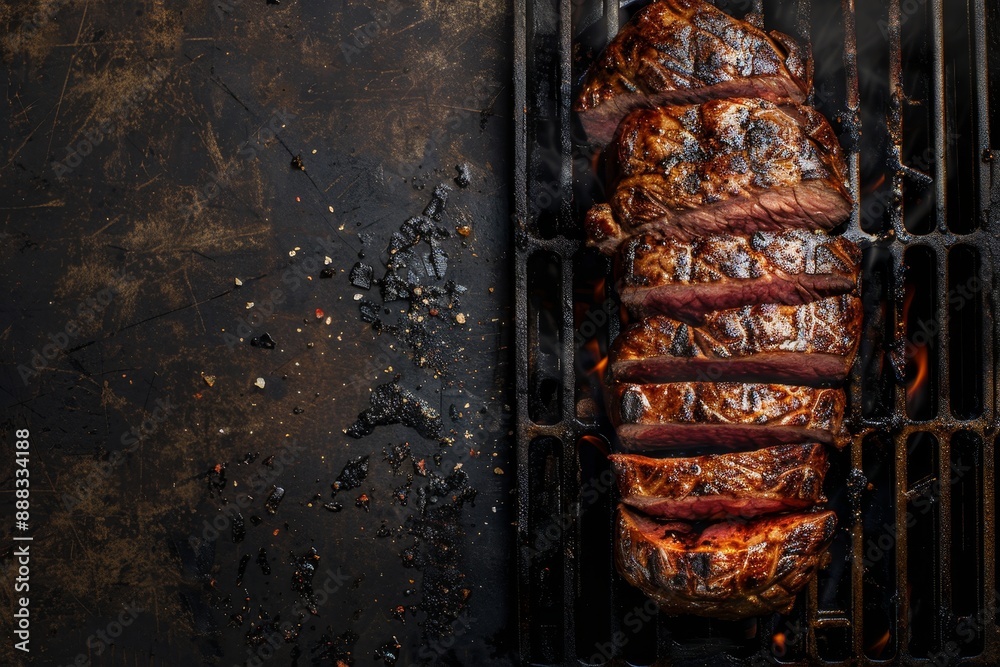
[315,308,324,319]
[428,308,439,317]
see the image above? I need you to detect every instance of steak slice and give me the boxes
[608,382,847,451]
[611,444,829,520]
[585,100,851,254]
[616,231,861,323]
[615,505,836,619]
[609,295,861,387]
[576,0,811,144]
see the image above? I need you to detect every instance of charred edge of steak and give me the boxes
[610,443,829,520]
[575,0,812,145]
[585,100,851,254]
[614,505,837,619]
[607,382,847,451]
[615,231,861,323]
[608,296,862,388]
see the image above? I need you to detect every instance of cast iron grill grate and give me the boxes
[514,0,1000,664]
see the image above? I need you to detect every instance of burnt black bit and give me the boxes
[454,163,471,188]
[322,501,343,513]
[266,0,280,5]
[376,522,391,538]
[331,455,369,494]
[403,467,478,640]
[423,183,452,221]
[345,381,443,440]
[291,547,321,615]
[374,637,402,667]
[241,451,259,464]
[319,267,335,279]
[382,442,412,474]
[379,272,410,302]
[619,388,646,424]
[207,463,227,493]
[313,629,358,666]
[290,154,305,170]
[250,332,276,349]
[359,299,381,324]
[265,485,285,515]
[232,512,246,543]
[245,609,280,648]
[257,547,271,576]
[349,262,374,289]
[391,475,413,506]
[262,454,276,467]
[249,514,263,526]
[426,245,448,279]
[236,553,251,586]
[355,493,370,512]
[293,406,304,414]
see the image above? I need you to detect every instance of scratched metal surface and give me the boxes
[0,1,515,665]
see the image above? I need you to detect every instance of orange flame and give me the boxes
[593,278,606,303]
[868,629,891,658]
[584,339,608,384]
[578,434,609,455]
[907,343,930,396]
[903,285,931,401]
[772,632,787,657]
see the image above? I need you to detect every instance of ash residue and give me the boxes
[383,442,411,474]
[350,182,472,374]
[290,547,320,615]
[331,455,369,494]
[345,382,442,441]
[402,467,477,640]
[374,636,402,666]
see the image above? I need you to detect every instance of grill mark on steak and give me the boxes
[616,231,861,323]
[608,382,847,451]
[576,0,812,144]
[610,295,862,387]
[585,100,851,254]
[610,443,829,520]
[615,505,836,619]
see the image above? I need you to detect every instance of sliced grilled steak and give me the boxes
[576,0,811,144]
[616,231,861,323]
[586,100,851,254]
[615,505,836,619]
[611,444,829,520]
[609,295,862,387]
[608,382,846,451]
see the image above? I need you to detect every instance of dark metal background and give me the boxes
[0,1,517,665]
[515,0,1000,664]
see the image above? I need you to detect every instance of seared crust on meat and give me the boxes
[611,444,829,520]
[576,0,812,144]
[616,231,861,323]
[608,382,847,450]
[585,100,851,254]
[609,295,862,387]
[615,505,836,619]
